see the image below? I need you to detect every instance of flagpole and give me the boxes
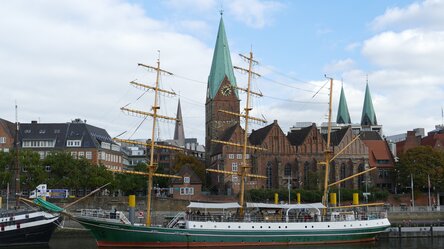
[410,174,415,211]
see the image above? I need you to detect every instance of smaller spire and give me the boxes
[336,85,351,124]
[361,82,378,126]
[174,99,185,147]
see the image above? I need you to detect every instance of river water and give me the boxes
[24,234,444,249]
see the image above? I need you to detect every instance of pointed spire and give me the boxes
[361,82,378,126]
[207,16,237,100]
[336,85,351,124]
[174,99,185,147]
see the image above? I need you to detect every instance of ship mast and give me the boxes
[14,103,20,209]
[321,77,377,208]
[112,55,182,227]
[208,49,267,214]
[322,76,333,207]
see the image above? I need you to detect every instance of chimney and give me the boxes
[31,120,37,124]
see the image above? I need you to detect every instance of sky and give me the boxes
[1,0,444,144]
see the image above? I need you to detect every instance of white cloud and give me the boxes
[0,0,213,142]
[163,0,217,13]
[345,42,360,51]
[227,0,284,28]
[371,0,444,31]
[362,29,444,74]
[323,58,355,74]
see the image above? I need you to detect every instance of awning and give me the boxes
[187,202,241,209]
[246,202,325,209]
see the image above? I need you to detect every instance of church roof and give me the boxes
[213,124,241,154]
[287,124,314,146]
[336,85,351,124]
[249,122,275,145]
[323,126,349,146]
[359,131,382,141]
[173,99,185,147]
[207,16,237,100]
[361,83,377,126]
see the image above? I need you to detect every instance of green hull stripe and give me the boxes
[77,218,389,246]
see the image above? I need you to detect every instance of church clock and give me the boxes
[220,85,232,96]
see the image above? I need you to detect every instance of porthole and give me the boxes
[238,226,241,229]
[200,225,203,228]
[268,226,271,229]
[193,225,196,228]
[350,225,353,227]
[328,225,330,228]
[252,226,254,228]
[312,226,314,228]
[305,226,307,228]
[260,226,263,228]
[285,226,287,228]
[214,225,216,228]
[279,226,281,229]
[344,225,346,227]
[228,226,231,228]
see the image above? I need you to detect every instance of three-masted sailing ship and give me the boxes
[75,51,390,247]
[0,107,62,247]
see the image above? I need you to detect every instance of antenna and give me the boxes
[219,0,224,16]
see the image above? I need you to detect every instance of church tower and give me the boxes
[361,82,377,126]
[174,99,185,147]
[205,15,240,165]
[336,85,351,124]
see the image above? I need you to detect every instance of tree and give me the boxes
[114,162,147,195]
[397,146,444,191]
[173,153,206,182]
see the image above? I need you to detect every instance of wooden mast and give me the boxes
[322,77,333,207]
[14,103,20,209]
[208,49,266,214]
[114,55,182,227]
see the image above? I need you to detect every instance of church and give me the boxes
[203,16,395,195]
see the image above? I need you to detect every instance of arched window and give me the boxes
[340,163,346,187]
[330,161,336,182]
[284,163,292,176]
[304,161,310,189]
[266,162,273,189]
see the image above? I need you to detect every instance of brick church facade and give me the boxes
[204,16,395,195]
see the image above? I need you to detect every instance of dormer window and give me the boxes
[66,140,81,147]
[184,177,190,184]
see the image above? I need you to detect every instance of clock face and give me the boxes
[220,85,232,96]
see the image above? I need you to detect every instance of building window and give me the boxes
[78,151,85,158]
[71,151,77,159]
[45,165,51,172]
[237,154,242,159]
[54,129,60,134]
[229,154,234,159]
[184,177,190,184]
[245,154,250,159]
[24,129,31,134]
[0,137,5,144]
[39,129,46,134]
[284,163,291,176]
[86,151,92,159]
[66,140,81,147]
[179,187,194,195]
[232,162,238,172]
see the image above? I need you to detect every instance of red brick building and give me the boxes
[0,118,16,152]
[172,165,202,201]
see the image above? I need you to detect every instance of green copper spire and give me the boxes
[336,85,351,124]
[361,82,377,125]
[207,16,237,100]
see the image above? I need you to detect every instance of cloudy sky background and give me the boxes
[1,0,444,143]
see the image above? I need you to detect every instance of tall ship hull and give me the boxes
[0,210,62,247]
[77,216,389,247]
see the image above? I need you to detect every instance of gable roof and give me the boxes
[287,124,314,146]
[362,140,394,168]
[207,16,237,100]
[359,131,382,141]
[0,118,16,138]
[213,124,241,155]
[249,122,275,145]
[172,164,202,184]
[323,126,349,146]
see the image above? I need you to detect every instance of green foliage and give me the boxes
[115,162,147,195]
[0,151,13,188]
[173,153,206,182]
[397,146,444,191]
